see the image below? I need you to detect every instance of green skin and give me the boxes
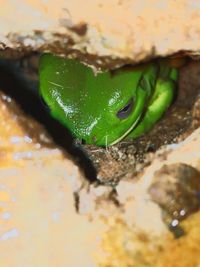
[39,54,178,146]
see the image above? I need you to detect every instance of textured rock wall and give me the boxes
[1,0,200,67]
[0,1,200,267]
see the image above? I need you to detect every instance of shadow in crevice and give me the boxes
[0,57,97,182]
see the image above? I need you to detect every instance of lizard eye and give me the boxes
[117,97,134,119]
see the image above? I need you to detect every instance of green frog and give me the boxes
[39,53,179,146]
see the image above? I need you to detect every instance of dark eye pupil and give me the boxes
[117,97,134,119]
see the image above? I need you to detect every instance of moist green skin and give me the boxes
[39,54,178,146]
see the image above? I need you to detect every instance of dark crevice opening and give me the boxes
[0,56,97,183]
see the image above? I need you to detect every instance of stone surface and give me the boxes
[1,1,200,266]
[1,0,200,68]
[0,92,104,267]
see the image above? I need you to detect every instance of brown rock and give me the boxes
[149,163,200,227]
